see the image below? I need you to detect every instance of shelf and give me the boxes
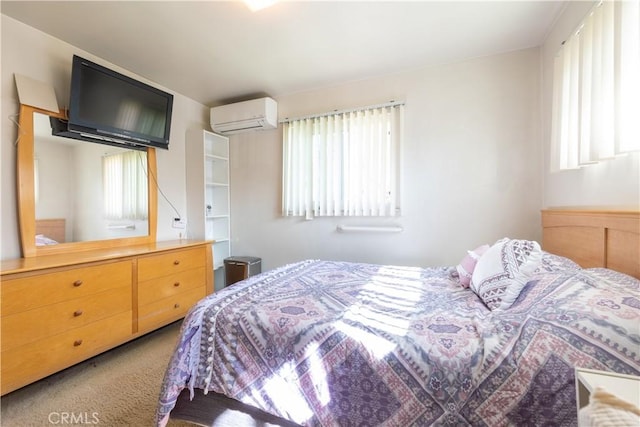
[213,240,231,269]
[206,154,228,162]
[205,153,228,185]
[204,138,229,159]
[186,129,231,275]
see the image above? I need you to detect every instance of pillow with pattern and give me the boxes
[455,244,490,288]
[470,238,543,310]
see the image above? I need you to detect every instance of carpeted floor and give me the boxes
[0,321,194,427]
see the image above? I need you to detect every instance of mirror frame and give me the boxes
[17,104,158,258]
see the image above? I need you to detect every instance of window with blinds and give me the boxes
[103,150,148,220]
[551,0,640,171]
[282,102,404,219]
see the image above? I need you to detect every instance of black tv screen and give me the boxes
[67,55,173,150]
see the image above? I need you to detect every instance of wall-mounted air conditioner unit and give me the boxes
[210,97,278,135]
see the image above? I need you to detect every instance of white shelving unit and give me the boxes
[186,129,231,275]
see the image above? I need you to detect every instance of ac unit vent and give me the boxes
[210,97,277,135]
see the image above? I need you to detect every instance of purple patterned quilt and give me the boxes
[156,259,640,426]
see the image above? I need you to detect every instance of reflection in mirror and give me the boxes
[33,112,149,245]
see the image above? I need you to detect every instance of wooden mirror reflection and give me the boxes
[17,104,157,258]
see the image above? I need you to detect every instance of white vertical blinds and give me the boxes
[551,0,640,171]
[282,103,404,219]
[103,151,148,220]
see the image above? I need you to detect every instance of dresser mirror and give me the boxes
[17,104,157,257]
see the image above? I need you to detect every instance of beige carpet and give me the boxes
[0,321,193,427]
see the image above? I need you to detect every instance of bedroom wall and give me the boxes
[0,15,209,260]
[228,48,543,270]
[541,1,640,208]
[1,15,551,272]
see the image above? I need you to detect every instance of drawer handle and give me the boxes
[73,339,83,347]
[73,280,83,287]
[173,260,180,265]
[174,303,180,309]
[173,282,180,287]
[73,310,83,317]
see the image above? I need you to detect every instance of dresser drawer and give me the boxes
[138,266,205,306]
[2,286,131,351]
[138,287,205,333]
[137,247,205,281]
[1,261,132,316]
[1,310,132,395]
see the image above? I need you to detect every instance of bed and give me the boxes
[156,209,640,426]
[35,218,65,245]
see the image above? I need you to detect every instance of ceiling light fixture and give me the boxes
[243,0,278,12]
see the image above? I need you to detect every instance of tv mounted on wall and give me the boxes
[52,55,173,150]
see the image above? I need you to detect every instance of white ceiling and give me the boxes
[2,1,566,106]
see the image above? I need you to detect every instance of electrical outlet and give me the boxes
[172,218,186,229]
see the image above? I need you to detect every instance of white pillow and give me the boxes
[470,238,543,310]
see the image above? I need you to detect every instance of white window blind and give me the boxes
[103,151,148,220]
[551,0,640,171]
[282,102,404,219]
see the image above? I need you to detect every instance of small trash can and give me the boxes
[224,256,262,287]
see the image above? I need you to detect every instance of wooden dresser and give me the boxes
[0,240,213,395]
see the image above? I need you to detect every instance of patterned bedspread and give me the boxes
[156,259,640,426]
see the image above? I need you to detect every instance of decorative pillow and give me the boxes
[455,244,490,288]
[470,238,543,310]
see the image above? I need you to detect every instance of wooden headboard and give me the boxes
[35,218,66,243]
[541,209,640,279]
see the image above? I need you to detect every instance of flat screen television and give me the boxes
[53,55,173,150]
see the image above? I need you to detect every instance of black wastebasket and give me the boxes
[224,256,261,287]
